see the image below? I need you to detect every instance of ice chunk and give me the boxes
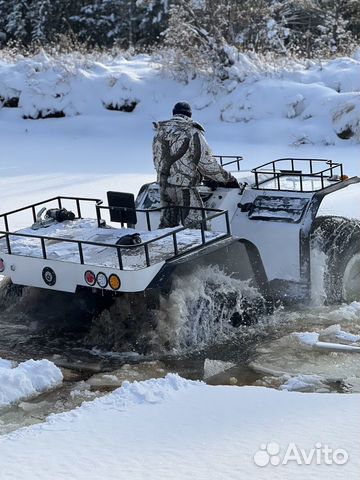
[0,358,63,407]
[280,374,329,392]
[203,359,235,380]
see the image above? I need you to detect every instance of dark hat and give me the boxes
[173,101,192,118]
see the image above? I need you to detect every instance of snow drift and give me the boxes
[0,52,359,145]
[0,374,359,479]
[0,358,63,407]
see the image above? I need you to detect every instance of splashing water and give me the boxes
[310,216,360,303]
[152,265,267,353]
[310,247,328,306]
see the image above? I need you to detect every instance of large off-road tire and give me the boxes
[311,216,360,303]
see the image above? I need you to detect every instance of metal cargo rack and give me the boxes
[0,196,231,272]
[251,158,346,192]
[215,155,243,171]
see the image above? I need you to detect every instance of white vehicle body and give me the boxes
[0,157,359,305]
[135,157,360,302]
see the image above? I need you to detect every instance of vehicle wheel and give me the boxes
[311,216,360,303]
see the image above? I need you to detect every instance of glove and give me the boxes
[202,178,220,190]
[225,176,238,188]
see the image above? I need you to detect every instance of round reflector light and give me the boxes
[84,270,96,286]
[109,274,121,290]
[96,272,108,289]
[0,258,4,272]
[42,267,56,286]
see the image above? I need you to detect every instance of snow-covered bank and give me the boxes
[0,374,358,479]
[0,53,359,177]
[0,358,63,407]
[0,53,358,148]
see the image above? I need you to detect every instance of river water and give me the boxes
[0,262,359,434]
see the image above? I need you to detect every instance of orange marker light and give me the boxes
[109,274,121,290]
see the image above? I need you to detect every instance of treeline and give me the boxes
[0,0,359,58]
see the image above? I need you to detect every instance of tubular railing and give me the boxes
[0,195,103,231]
[251,158,344,192]
[0,197,231,271]
[215,155,243,171]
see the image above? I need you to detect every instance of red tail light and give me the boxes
[84,270,96,286]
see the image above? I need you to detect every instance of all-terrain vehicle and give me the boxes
[0,157,359,315]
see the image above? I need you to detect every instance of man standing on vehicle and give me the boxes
[153,101,238,229]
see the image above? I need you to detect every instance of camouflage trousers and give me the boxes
[159,185,204,229]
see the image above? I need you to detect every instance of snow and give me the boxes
[1,218,223,270]
[280,374,329,392]
[294,324,360,354]
[295,331,320,347]
[0,374,359,479]
[0,358,13,369]
[0,358,63,407]
[0,52,359,478]
[327,302,360,322]
[0,54,358,171]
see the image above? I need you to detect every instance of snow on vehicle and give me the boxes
[0,157,359,313]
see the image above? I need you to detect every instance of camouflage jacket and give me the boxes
[152,115,232,188]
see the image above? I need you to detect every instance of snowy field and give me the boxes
[0,374,359,480]
[0,52,359,478]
